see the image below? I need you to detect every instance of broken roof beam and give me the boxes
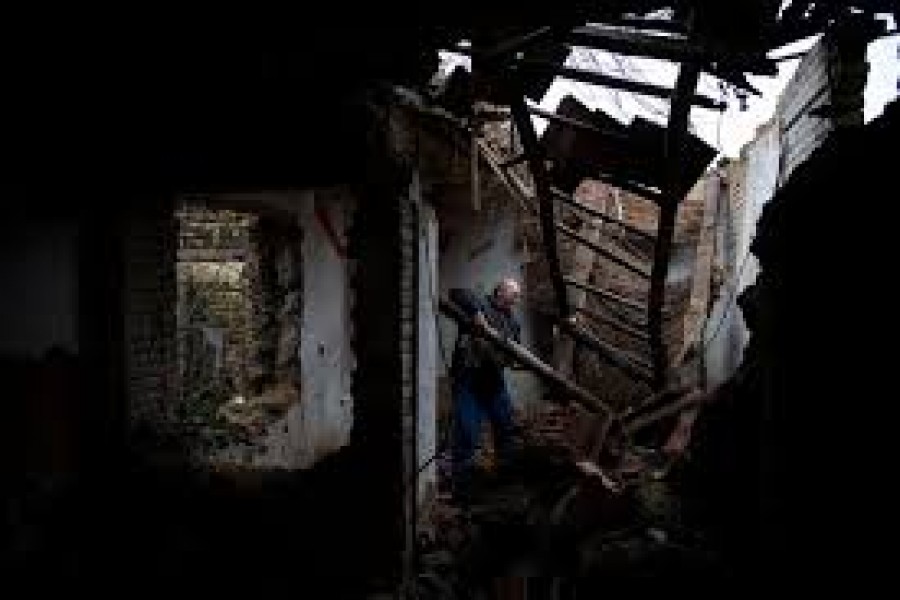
[440,298,611,415]
[589,171,663,204]
[576,305,650,343]
[557,222,651,279]
[517,59,726,111]
[579,300,648,332]
[563,276,646,314]
[550,186,654,242]
[527,104,629,142]
[554,316,653,382]
[649,62,700,389]
[621,388,705,435]
[568,24,777,76]
[512,98,572,317]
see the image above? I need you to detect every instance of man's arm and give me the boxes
[449,288,493,333]
[448,288,485,317]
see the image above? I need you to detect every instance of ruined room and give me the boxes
[2,3,898,596]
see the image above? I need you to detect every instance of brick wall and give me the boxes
[175,205,255,406]
[124,201,178,430]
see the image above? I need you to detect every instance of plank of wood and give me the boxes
[439,298,611,415]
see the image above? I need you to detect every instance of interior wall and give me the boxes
[418,201,439,508]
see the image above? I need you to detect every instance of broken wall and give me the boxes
[702,27,867,388]
[125,190,357,471]
[212,191,355,470]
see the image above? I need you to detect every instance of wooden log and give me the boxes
[557,221,651,279]
[563,276,646,314]
[620,388,705,435]
[576,305,650,343]
[552,199,600,377]
[551,186,655,242]
[439,298,610,415]
[649,62,700,389]
[554,316,653,382]
[511,97,572,317]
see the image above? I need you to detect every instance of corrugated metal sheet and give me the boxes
[776,37,834,185]
[781,116,832,179]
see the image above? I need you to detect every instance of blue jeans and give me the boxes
[452,369,517,481]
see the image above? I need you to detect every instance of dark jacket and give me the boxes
[449,287,521,391]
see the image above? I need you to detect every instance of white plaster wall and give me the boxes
[418,202,439,507]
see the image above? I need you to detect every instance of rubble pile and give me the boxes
[416,395,722,596]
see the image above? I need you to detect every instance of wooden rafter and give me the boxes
[511,97,572,317]
[556,222,651,279]
[563,276,646,314]
[550,186,654,242]
[648,62,701,389]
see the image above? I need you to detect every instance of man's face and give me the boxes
[496,280,521,310]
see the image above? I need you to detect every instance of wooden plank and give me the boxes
[511,97,572,317]
[563,276,646,314]
[474,139,535,214]
[553,203,601,376]
[527,104,629,142]
[557,222,651,279]
[649,63,700,389]
[550,186,654,242]
[576,305,650,342]
[554,316,653,382]
[621,388,705,435]
[589,172,663,204]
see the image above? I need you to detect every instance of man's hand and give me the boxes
[473,312,493,334]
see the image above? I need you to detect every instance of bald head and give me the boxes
[493,277,522,310]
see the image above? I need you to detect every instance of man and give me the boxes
[448,277,523,492]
